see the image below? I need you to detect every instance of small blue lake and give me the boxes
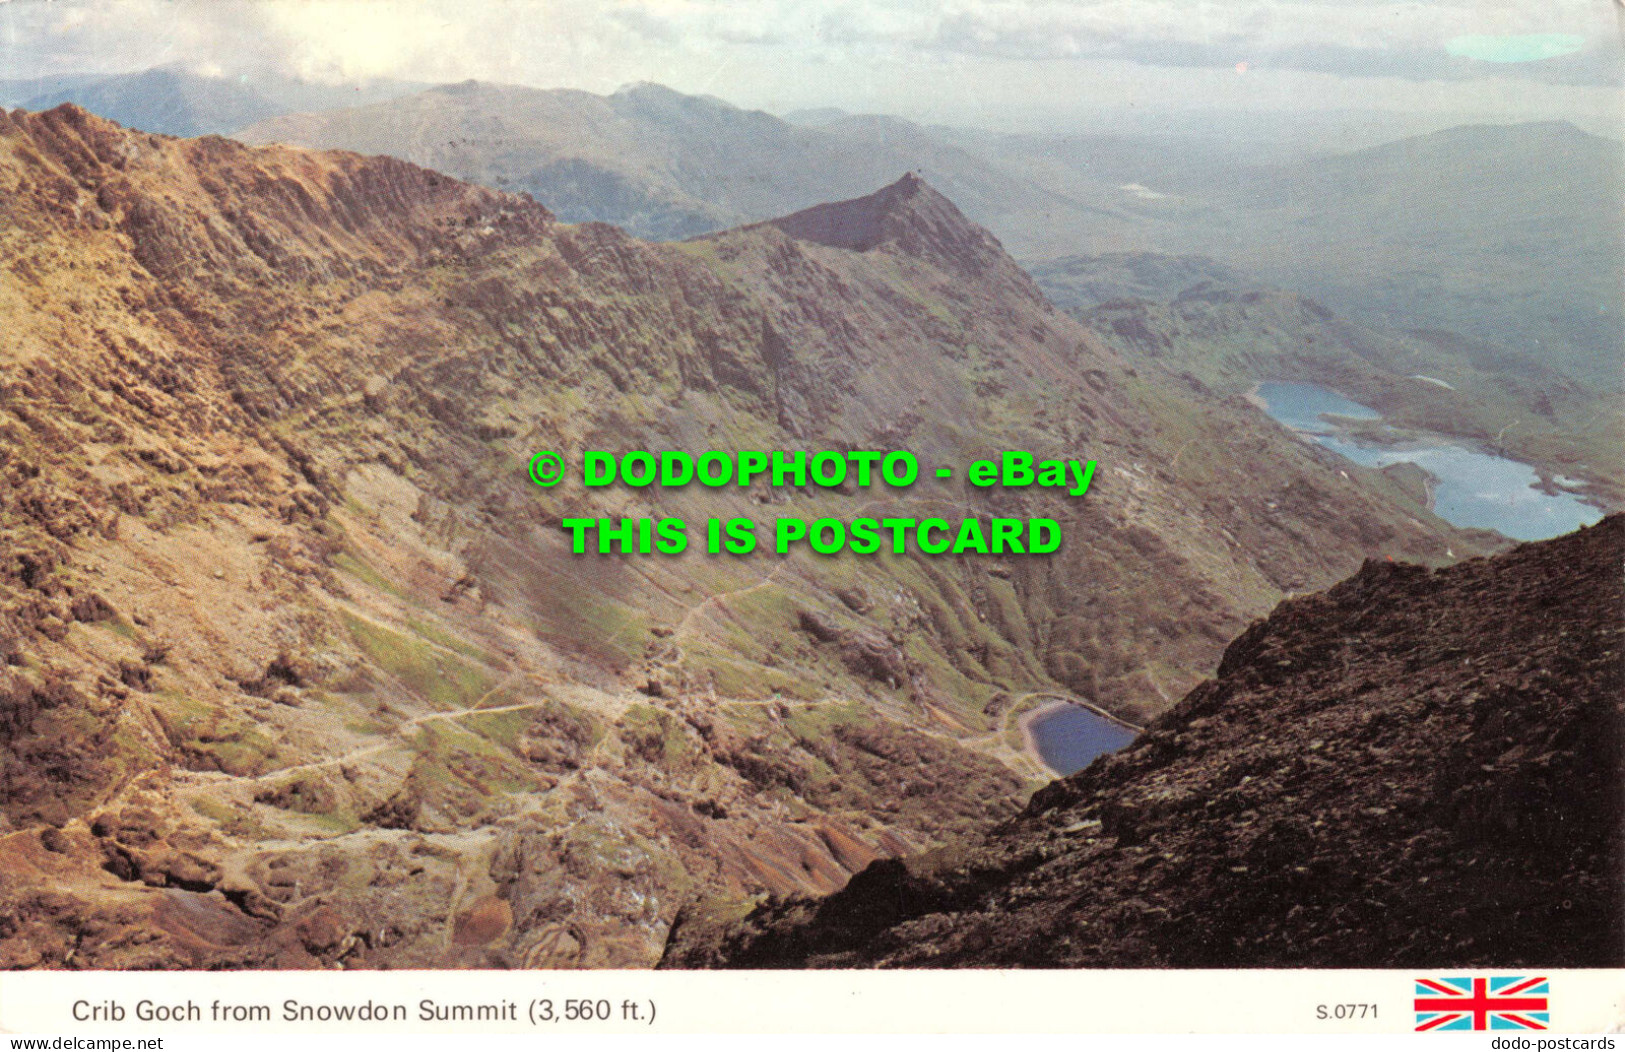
[1029,704,1139,776]
[1255,382,1381,433]
[1253,382,1603,542]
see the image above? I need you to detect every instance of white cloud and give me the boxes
[0,0,1617,128]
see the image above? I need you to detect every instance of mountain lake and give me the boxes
[1253,381,1603,542]
[1027,703,1140,776]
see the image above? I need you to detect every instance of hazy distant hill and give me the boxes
[0,73,105,108]
[18,65,421,138]
[235,83,1621,393]
[1029,252,1244,309]
[21,67,282,138]
[1195,122,1625,389]
[236,80,1153,247]
[967,121,1623,383]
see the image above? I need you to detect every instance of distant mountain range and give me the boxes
[238,80,1134,248]
[14,70,1615,388]
[231,80,1621,390]
[3,65,421,138]
[1188,121,1624,391]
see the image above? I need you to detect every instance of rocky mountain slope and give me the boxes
[662,516,1624,968]
[0,104,1483,969]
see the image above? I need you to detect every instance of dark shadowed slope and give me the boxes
[663,516,1624,968]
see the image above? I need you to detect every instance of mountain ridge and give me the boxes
[233,79,1136,249]
[757,173,1042,299]
[0,103,1492,969]
[230,79,1621,391]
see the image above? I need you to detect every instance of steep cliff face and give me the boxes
[663,517,1624,968]
[0,105,1487,969]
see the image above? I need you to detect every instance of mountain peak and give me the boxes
[611,81,738,114]
[763,173,1043,298]
[768,172,936,249]
[26,101,127,139]
[889,169,926,191]
[762,172,942,251]
[613,80,680,98]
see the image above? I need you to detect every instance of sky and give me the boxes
[0,0,1620,134]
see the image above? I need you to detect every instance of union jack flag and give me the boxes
[1414,976,1550,1031]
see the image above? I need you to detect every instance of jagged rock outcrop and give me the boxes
[662,517,1624,968]
[768,174,1038,293]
